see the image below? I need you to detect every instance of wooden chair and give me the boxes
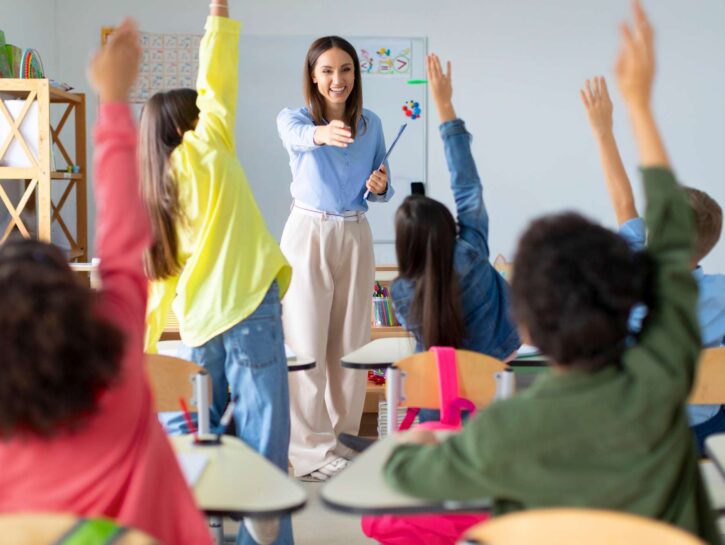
[144,353,212,434]
[459,509,705,545]
[385,348,513,435]
[0,513,159,544]
[689,347,725,404]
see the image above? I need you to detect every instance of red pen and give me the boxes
[179,397,198,436]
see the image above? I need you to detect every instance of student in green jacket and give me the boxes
[384,2,720,542]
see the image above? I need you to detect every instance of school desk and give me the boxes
[321,438,725,517]
[320,433,490,515]
[340,337,549,372]
[171,434,307,544]
[157,340,316,371]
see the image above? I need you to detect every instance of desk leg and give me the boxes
[209,515,224,545]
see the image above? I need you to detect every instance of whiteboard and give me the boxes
[235,35,427,264]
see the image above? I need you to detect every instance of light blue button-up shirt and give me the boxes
[620,217,725,425]
[276,107,393,213]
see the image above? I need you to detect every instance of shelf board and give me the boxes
[51,171,83,180]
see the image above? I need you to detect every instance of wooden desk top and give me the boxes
[320,434,490,515]
[170,435,307,518]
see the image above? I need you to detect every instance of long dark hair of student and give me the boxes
[303,36,365,138]
[0,239,124,438]
[395,195,465,348]
[139,88,199,280]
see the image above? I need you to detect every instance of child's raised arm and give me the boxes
[428,54,456,124]
[616,1,698,393]
[428,54,490,256]
[209,0,228,17]
[616,0,669,168]
[88,19,151,338]
[194,0,240,152]
[580,76,638,225]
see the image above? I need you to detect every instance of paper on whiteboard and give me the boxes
[353,38,412,76]
[0,100,39,168]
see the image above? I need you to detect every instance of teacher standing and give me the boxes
[277,36,393,481]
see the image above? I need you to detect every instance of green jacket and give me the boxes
[385,167,721,544]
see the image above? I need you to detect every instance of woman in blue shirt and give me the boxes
[277,36,393,481]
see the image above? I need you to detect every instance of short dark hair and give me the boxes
[685,187,722,263]
[511,212,653,372]
[0,240,125,438]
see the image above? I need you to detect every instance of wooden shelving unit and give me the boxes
[0,79,87,261]
[366,265,412,414]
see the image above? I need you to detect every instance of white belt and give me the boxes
[292,201,365,222]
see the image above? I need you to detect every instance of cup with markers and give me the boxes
[372,282,399,327]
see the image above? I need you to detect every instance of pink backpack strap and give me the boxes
[430,346,465,426]
[398,407,419,431]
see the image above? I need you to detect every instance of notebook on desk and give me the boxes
[177,452,209,486]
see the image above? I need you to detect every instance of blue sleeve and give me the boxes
[367,115,395,203]
[277,108,320,153]
[441,119,489,258]
[618,217,646,251]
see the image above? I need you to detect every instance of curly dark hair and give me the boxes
[511,212,654,372]
[0,239,125,438]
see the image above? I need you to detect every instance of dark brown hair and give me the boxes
[0,239,125,438]
[139,88,199,280]
[685,187,722,264]
[511,212,654,372]
[303,36,365,138]
[395,195,465,348]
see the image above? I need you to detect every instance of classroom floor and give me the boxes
[223,481,376,544]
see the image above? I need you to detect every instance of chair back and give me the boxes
[144,353,212,434]
[459,508,705,545]
[386,348,512,435]
[689,347,725,404]
[0,513,159,545]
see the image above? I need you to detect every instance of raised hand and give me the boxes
[427,53,456,123]
[88,18,141,103]
[615,0,669,167]
[314,119,355,148]
[580,76,614,137]
[615,0,655,109]
[209,0,229,17]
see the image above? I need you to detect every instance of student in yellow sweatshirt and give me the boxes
[140,2,292,544]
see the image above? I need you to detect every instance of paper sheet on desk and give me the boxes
[285,344,296,361]
[517,344,541,358]
[177,452,208,486]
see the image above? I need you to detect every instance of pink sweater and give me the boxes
[0,103,212,545]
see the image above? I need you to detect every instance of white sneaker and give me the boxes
[243,516,280,545]
[299,457,350,482]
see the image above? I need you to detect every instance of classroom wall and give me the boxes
[38,0,725,271]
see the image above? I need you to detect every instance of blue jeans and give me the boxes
[167,282,293,545]
[692,406,725,456]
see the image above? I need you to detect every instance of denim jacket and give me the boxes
[391,119,520,359]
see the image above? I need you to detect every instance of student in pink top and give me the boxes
[0,19,212,545]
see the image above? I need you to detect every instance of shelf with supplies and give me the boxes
[366,265,412,413]
[0,79,87,261]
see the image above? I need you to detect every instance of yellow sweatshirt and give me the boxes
[145,16,291,351]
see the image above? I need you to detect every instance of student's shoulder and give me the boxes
[698,269,725,307]
[277,106,313,124]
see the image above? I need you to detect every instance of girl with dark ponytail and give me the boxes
[391,54,520,377]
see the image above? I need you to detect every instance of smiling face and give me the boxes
[312,47,355,110]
